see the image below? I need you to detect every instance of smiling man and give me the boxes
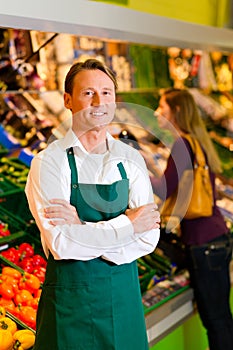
[25,58,160,350]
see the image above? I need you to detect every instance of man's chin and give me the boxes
[91,123,108,132]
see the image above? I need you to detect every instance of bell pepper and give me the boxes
[2,267,22,281]
[0,306,6,318]
[1,248,21,265]
[0,222,11,237]
[0,317,17,335]
[13,329,35,350]
[14,289,33,307]
[18,243,34,259]
[0,329,14,350]
[19,273,40,294]
[17,306,37,330]
[0,281,15,300]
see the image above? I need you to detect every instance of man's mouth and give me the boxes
[91,111,106,117]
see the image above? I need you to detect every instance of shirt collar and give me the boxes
[59,128,81,151]
[60,128,115,153]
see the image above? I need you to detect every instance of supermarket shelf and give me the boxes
[145,288,194,347]
[1,1,233,52]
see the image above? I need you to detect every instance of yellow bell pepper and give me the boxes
[0,306,6,318]
[0,329,14,350]
[13,329,36,350]
[0,317,17,335]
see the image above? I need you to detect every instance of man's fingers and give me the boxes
[49,199,70,207]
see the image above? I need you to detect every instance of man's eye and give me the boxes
[85,91,94,96]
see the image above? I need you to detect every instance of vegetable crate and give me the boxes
[137,258,156,294]
[0,231,44,259]
[0,191,40,239]
[0,156,29,189]
[0,232,47,338]
[0,174,23,195]
[0,143,8,157]
[0,207,28,245]
[0,310,36,350]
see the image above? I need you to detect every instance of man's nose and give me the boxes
[92,93,101,106]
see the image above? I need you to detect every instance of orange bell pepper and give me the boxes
[18,306,36,330]
[1,267,21,280]
[19,273,40,294]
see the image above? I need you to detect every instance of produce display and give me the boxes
[1,242,47,283]
[0,157,29,188]
[0,266,41,330]
[0,210,25,242]
[0,233,47,332]
[0,221,10,238]
[0,144,7,157]
[0,307,35,350]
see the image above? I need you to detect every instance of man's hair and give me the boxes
[64,58,118,94]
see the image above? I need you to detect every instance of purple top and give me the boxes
[151,137,228,246]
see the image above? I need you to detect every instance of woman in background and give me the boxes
[150,88,233,350]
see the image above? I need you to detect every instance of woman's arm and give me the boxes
[151,137,193,200]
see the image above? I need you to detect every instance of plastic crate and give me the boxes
[0,174,23,193]
[6,311,36,336]
[0,156,29,188]
[0,206,28,245]
[0,251,41,335]
[0,190,40,238]
[0,231,44,258]
[0,143,8,157]
[139,270,157,294]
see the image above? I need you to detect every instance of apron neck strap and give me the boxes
[67,147,78,205]
[117,162,127,179]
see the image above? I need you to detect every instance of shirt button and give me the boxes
[73,184,78,188]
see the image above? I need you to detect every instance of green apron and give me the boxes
[33,147,149,350]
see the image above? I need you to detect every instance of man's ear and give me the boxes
[64,92,72,111]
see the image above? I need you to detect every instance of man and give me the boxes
[25,58,160,349]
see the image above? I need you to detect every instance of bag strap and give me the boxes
[182,134,207,168]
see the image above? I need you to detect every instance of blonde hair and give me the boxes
[163,88,222,173]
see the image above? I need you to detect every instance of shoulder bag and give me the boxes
[160,134,213,223]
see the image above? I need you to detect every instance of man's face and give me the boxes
[64,69,116,134]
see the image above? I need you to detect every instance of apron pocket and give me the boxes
[35,284,94,350]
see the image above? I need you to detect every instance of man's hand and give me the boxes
[44,199,82,225]
[125,203,160,233]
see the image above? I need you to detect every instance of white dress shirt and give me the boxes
[25,128,160,265]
